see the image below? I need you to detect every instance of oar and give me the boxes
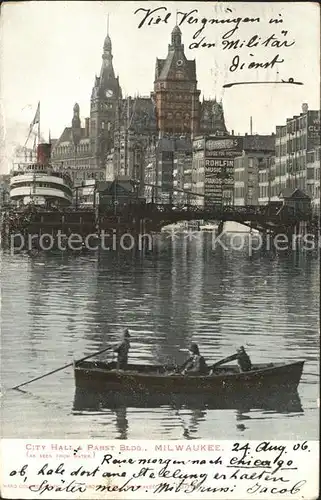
[175,353,236,374]
[10,345,114,391]
[210,353,238,371]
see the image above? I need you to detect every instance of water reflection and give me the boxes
[1,233,318,439]
[114,407,129,440]
[73,388,303,440]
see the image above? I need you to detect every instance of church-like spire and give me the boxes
[72,103,80,129]
[90,20,122,100]
[72,103,81,146]
[171,25,182,47]
[103,15,112,55]
[101,18,115,78]
[212,99,228,135]
[103,35,112,53]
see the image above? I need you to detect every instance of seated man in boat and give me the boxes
[114,329,130,370]
[236,346,252,372]
[209,346,252,374]
[181,343,208,375]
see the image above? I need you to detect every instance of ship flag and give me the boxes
[30,102,40,128]
[25,101,40,147]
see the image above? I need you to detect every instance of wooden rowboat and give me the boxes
[74,360,304,396]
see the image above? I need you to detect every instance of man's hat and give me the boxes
[189,343,200,355]
[123,328,130,338]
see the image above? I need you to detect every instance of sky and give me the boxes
[0,1,320,173]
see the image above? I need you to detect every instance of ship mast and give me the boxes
[24,101,40,158]
[38,102,41,148]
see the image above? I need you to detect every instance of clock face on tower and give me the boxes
[105,90,113,97]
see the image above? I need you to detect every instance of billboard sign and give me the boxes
[204,136,243,205]
[205,137,243,153]
[205,159,234,168]
[193,138,205,151]
[307,112,320,150]
[205,149,243,158]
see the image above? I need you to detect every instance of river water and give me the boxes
[1,232,319,440]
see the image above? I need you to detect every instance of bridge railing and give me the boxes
[144,203,268,216]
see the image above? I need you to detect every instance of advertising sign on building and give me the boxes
[204,136,243,205]
[193,138,205,151]
[205,159,234,168]
[205,137,243,155]
[307,112,320,150]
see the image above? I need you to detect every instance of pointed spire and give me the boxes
[103,15,112,53]
[171,25,182,47]
[72,103,81,129]
[96,20,122,99]
[212,98,228,135]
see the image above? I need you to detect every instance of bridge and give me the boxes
[2,201,315,235]
[96,180,315,235]
[98,201,314,236]
[1,177,317,250]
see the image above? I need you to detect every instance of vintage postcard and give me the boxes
[0,1,320,498]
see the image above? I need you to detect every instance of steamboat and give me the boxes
[10,143,73,208]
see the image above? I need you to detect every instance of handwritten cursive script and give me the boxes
[223,78,303,88]
[2,440,313,497]
[134,6,298,77]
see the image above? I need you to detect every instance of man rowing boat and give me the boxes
[209,346,252,374]
[178,344,252,376]
[180,343,208,375]
[236,346,252,372]
[114,329,131,370]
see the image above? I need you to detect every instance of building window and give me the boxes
[307,168,314,180]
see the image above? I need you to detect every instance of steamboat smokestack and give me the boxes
[37,143,51,165]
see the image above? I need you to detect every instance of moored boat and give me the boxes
[10,143,73,208]
[74,360,304,396]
